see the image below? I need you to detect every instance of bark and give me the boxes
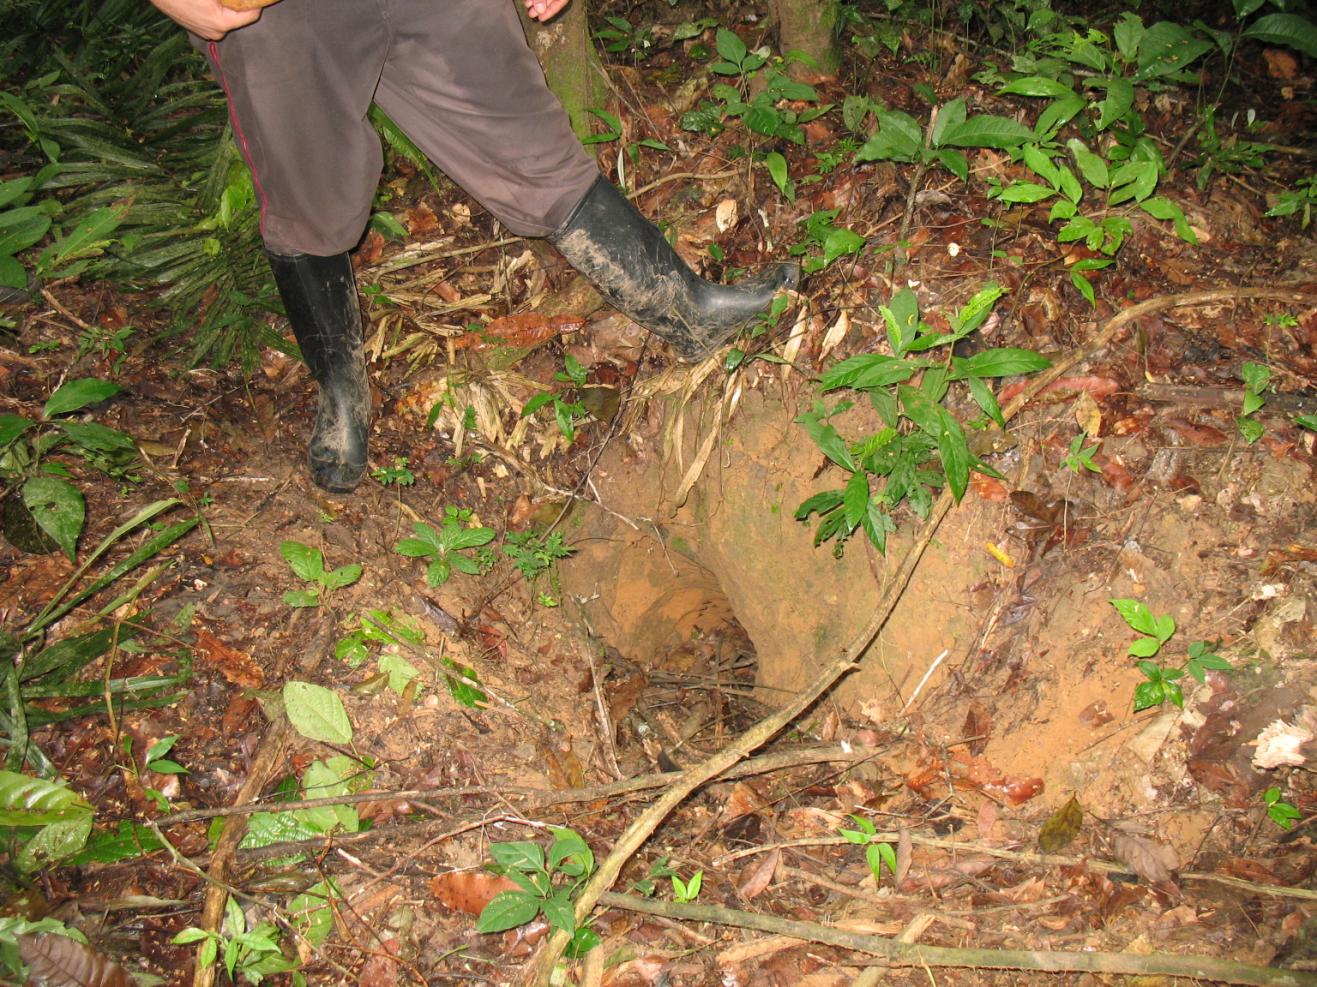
[516,0,605,144]
[770,0,841,79]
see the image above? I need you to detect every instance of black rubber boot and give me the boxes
[550,176,800,362]
[267,251,370,493]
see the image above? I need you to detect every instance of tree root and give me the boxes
[596,892,1317,987]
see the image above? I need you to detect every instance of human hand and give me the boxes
[150,0,264,40]
[524,0,570,22]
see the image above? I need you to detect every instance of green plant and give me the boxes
[855,95,1033,183]
[370,456,415,487]
[594,15,656,61]
[477,827,600,955]
[76,323,135,375]
[1237,360,1269,444]
[1265,174,1316,229]
[579,108,670,188]
[522,355,589,441]
[790,209,866,275]
[1061,431,1101,473]
[0,165,126,291]
[1192,107,1273,192]
[1110,599,1175,658]
[503,529,574,584]
[173,898,299,985]
[279,541,362,608]
[1,499,198,773]
[393,506,495,586]
[1184,639,1230,683]
[839,814,898,884]
[1134,660,1184,710]
[123,733,188,811]
[1262,787,1301,830]
[334,609,424,667]
[671,869,704,903]
[0,770,94,876]
[796,284,1047,555]
[1,377,139,559]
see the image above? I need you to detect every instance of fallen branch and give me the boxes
[514,284,1314,985]
[596,892,1316,987]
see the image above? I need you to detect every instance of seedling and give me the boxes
[393,506,495,586]
[173,897,299,985]
[122,734,187,812]
[1062,432,1101,473]
[1134,660,1184,710]
[855,96,1033,183]
[371,456,415,486]
[279,540,362,608]
[1184,639,1231,683]
[838,814,898,884]
[1238,361,1269,445]
[503,529,574,584]
[1110,599,1175,658]
[334,609,424,667]
[797,283,1047,556]
[1263,787,1301,830]
[1264,173,1315,229]
[671,869,704,903]
[522,355,589,442]
[477,827,600,956]
[790,209,866,274]
[631,857,678,897]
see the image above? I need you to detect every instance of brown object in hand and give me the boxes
[219,0,281,10]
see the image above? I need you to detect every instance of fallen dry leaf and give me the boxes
[194,628,263,688]
[19,933,134,987]
[1038,795,1084,852]
[1110,829,1179,884]
[737,847,779,901]
[429,871,519,916]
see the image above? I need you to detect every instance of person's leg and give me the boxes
[204,0,387,490]
[375,0,797,362]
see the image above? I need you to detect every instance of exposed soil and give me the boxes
[2,9,1317,987]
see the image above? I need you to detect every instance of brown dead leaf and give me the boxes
[1264,48,1299,80]
[737,847,779,901]
[962,701,992,754]
[1038,795,1084,852]
[1073,391,1102,437]
[429,871,519,916]
[722,781,765,821]
[970,473,1010,502]
[605,667,647,730]
[894,827,913,886]
[602,956,668,987]
[194,628,263,688]
[976,800,999,839]
[1078,701,1113,729]
[1110,830,1179,884]
[19,933,133,987]
[357,938,400,987]
[999,375,1119,404]
[1163,418,1229,446]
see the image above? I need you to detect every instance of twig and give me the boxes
[594,893,1315,987]
[628,169,738,200]
[367,237,521,276]
[514,284,1316,985]
[39,287,95,333]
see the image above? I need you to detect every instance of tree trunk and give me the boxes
[516,0,605,143]
[770,0,841,80]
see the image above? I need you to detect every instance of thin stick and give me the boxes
[595,893,1315,987]
[514,285,1315,985]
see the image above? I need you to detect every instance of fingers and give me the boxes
[150,0,264,40]
[525,0,570,22]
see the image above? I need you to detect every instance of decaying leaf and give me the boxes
[1251,717,1313,769]
[194,628,263,688]
[19,933,134,987]
[1110,829,1179,884]
[1072,390,1102,437]
[736,847,779,901]
[894,826,913,886]
[715,198,739,232]
[429,871,520,916]
[1038,795,1084,852]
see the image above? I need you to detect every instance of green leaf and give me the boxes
[714,27,747,65]
[935,409,972,501]
[539,894,576,935]
[999,76,1077,99]
[1108,159,1158,206]
[378,654,422,695]
[477,891,542,933]
[16,813,93,874]
[1110,598,1158,635]
[795,402,855,472]
[1066,139,1109,189]
[1129,637,1162,658]
[0,771,92,826]
[1242,13,1317,57]
[1035,94,1086,138]
[953,348,1051,378]
[966,375,1005,429]
[934,149,969,182]
[320,563,362,590]
[57,421,137,454]
[1113,13,1146,59]
[42,378,122,419]
[22,476,84,561]
[1139,196,1197,243]
[763,151,790,200]
[1238,415,1265,444]
[38,203,128,274]
[1133,679,1164,711]
[0,206,51,258]
[279,540,325,582]
[855,110,923,162]
[491,841,546,873]
[940,114,1034,149]
[997,181,1056,204]
[929,98,966,148]
[822,226,865,267]
[1092,77,1134,132]
[842,470,870,529]
[282,588,321,608]
[282,681,353,745]
[1241,361,1270,397]
[447,526,496,551]
[393,537,435,558]
[883,287,921,357]
[794,490,844,520]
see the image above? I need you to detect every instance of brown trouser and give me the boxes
[201,0,599,255]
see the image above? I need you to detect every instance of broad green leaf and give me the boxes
[447,526,496,551]
[953,348,1051,378]
[934,149,968,182]
[539,894,576,936]
[38,202,128,273]
[1129,637,1162,658]
[936,408,971,501]
[379,654,421,695]
[763,151,790,199]
[0,771,91,826]
[521,392,554,417]
[714,27,747,65]
[1242,13,1317,57]
[966,374,1005,429]
[952,282,1005,335]
[0,206,51,257]
[820,354,917,392]
[0,414,34,447]
[320,563,362,590]
[795,402,855,471]
[450,554,481,576]
[289,880,340,947]
[1022,144,1060,187]
[855,110,922,162]
[929,98,966,147]
[999,76,1076,99]
[476,891,541,933]
[794,490,844,520]
[393,537,435,558]
[1108,159,1158,205]
[1066,139,1109,189]
[282,681,353,745]
[940,114,1034,149]
[16,814,93,874]
[0,255,26,289]
[42,378,121,418]
[1070,270,1096,306]
[996,181,1055,204]
[1092,77,1134,131]
[491,840,546,872]
[23,476,84,561]
[1139,196,1197,244]
[822,226,865,267]
[897,384,941,437]
[1111,598,1157,636]
[1135,21,1213,80]
[425,558,452,586]
[1113,12,1145,59]
[279,540,325,582]
[1056,164,1083,205]
[842,470,869,529]
[56,421,136,454]
[1035,93,1086,138]
[67,820,163,866]
[282,588,320,608]
[883,287,920,357]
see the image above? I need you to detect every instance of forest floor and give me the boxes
[1,7,1316,987]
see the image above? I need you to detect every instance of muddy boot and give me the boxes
[549,175,800,362]
[267,251,370,493]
